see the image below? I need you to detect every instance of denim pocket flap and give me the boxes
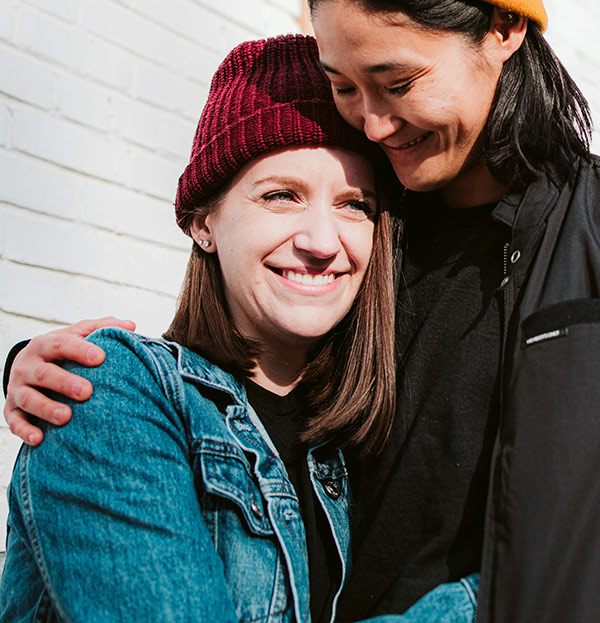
[199,444,274,536]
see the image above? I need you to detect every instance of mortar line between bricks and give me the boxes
[0,202,189,253]
[0,260,180,298]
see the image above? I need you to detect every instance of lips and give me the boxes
[268,267,341,286]
[281,269,337,285]
[386,131,433,151]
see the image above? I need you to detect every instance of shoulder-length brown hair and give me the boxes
[164,170,399,456]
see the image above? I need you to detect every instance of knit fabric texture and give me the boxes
[175,34,377,231]
[487,0,547,31]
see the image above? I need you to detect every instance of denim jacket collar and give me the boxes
[161,339,248,404]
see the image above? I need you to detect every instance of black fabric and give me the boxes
[3,340,29,397]
[337,193,509,620]
[521,297,600,341]
[477,155,600,623]
[245,381,340,623]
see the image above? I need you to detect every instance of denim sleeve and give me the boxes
[2,328,239,623]
[356,574,478,623]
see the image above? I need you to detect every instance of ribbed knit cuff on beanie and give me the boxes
[175,34,377,232]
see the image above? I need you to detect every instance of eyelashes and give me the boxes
[332,79,415,98]
[261,191,375,220]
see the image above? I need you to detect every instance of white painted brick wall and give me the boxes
[0,0,599,560]
[0,0,302,554]
[544,0,600,148]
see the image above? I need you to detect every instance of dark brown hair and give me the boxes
[164,165,399,455]
[309,0,593,190]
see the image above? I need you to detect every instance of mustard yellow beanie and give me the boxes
[488,0,547,32]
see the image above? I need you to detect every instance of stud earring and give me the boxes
[200,240,210,249]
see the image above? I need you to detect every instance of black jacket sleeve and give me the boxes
[3,340,30,397]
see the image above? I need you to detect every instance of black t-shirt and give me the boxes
[245,380,340,623]
[337,193,509,620]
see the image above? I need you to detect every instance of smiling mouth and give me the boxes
[394,132,433,150]
[270,268,339,286]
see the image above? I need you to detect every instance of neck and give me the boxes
[251,345,310,396]
[441,162,507,209]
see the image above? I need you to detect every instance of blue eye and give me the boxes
[344,200,375,219]
[264,191,295,201]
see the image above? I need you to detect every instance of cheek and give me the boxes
[348,225,375,275]
[333,94,364,132]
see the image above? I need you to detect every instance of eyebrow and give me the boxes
[251,176,307,189]
[320,60,413,75]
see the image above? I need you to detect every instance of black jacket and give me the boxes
[477,153,600,622]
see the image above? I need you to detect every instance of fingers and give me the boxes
[3,317,136,444]
[5,406,46,446]
[12,356,94,402]
[27,332,106,367]
[27,317,136,367]
[70,316,137,338]
[9,382,75,422]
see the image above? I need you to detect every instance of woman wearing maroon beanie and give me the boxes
[0,35,478,623]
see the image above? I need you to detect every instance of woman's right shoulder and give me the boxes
[83,327,176,377]
[81,328,244,411]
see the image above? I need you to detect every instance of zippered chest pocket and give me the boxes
[521,298,600,348]
[196,441,274,536]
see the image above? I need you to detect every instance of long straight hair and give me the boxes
[309,0,593,190]
[164,170,400,455]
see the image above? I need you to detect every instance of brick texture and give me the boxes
[0,0,599,552]
[0,0,302,551]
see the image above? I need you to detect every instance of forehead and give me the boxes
[314,2,475,71]
[230,146,375,186]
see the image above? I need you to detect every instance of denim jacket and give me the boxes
[1,328,478,623]
[1,328,351,623]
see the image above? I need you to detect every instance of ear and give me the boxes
[486,8,528,63]
[189,213,218,253]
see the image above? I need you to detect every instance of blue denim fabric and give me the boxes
[0,328,478,623]
[363,575,479,623]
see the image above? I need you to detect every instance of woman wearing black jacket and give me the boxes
[5,1,599,622]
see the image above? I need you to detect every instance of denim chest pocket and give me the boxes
[195,442,296,623]
[197,441,274,536]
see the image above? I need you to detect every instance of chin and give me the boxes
[398,176,446,193]
[395,166,458,194]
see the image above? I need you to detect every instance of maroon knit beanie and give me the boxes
[175,34,378,231]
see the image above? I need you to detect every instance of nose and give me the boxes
[293,210,342,260]
[361,98,402,143]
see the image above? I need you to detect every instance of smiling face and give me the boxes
[312,1,514,205]
[191,146,376,355]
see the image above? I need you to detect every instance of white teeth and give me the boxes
[400,133,429,149]
[282,270,336,285]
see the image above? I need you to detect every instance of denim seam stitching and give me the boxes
[20,449,71,623]
[460,576,478,608]
[143,342,185,414]
[203,453,273,534]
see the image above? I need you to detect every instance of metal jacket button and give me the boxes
[250,499,263,518]
[324,479,341,500]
